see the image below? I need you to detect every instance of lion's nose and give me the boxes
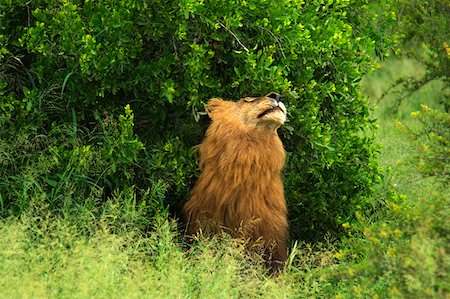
[266,92,281,103]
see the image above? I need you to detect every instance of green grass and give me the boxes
[0,57,448,298]
[0,212,289,298]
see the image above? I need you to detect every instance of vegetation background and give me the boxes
[0,0,448,298]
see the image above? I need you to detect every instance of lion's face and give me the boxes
[237,92,287,130]
[206,92,286,131]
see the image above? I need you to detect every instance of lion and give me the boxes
[182,92,288,270]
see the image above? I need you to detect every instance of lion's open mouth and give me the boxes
[258,106,283,118]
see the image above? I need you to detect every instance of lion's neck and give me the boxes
[197,125,285,197]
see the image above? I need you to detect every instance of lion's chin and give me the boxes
[258,110,286,127]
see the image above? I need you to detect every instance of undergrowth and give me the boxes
[0,208,289,298]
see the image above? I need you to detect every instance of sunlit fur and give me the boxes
[182,93,288,269]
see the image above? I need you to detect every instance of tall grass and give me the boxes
[0,57,448,298]
[0,210,290,298]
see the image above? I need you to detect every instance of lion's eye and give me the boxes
[241,97,258,103]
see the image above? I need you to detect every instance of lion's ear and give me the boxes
[205,98,224,118]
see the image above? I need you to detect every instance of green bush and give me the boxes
[403,105,449,183]
[0,105,143,213]
[0,1,396,239]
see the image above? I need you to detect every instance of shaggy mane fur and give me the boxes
[182,93,288,268]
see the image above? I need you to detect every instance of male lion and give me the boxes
[182,92,288,270]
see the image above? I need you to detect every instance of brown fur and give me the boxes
[182,93,288,269]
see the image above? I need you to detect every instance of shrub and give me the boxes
[0,1,396,239]
[404,105,450,183]
[0,105,144,213]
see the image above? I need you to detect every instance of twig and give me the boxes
[218,21,249,52]
[397,3,406,24]
[258,26,286,59]
[172,36,178,58]
[379,74,437,114]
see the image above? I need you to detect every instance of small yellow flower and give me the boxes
[390,203,400,212]
[379,230,389,238]
[393,229,403,237]
[369,237,379,244]
[334,250,345,259]
[420,103,431,112]
[411,111,420,117]
[404,258,414,267]
[352,286,362,295]
[386,247,395,257]
[444,42,450,56]
[390,288,400,297]
[342,222,350,229]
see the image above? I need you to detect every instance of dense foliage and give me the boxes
[0,0,395,239]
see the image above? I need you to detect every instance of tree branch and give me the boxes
[218,21,249,52]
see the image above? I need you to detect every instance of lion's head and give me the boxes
[206,92,287,131]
